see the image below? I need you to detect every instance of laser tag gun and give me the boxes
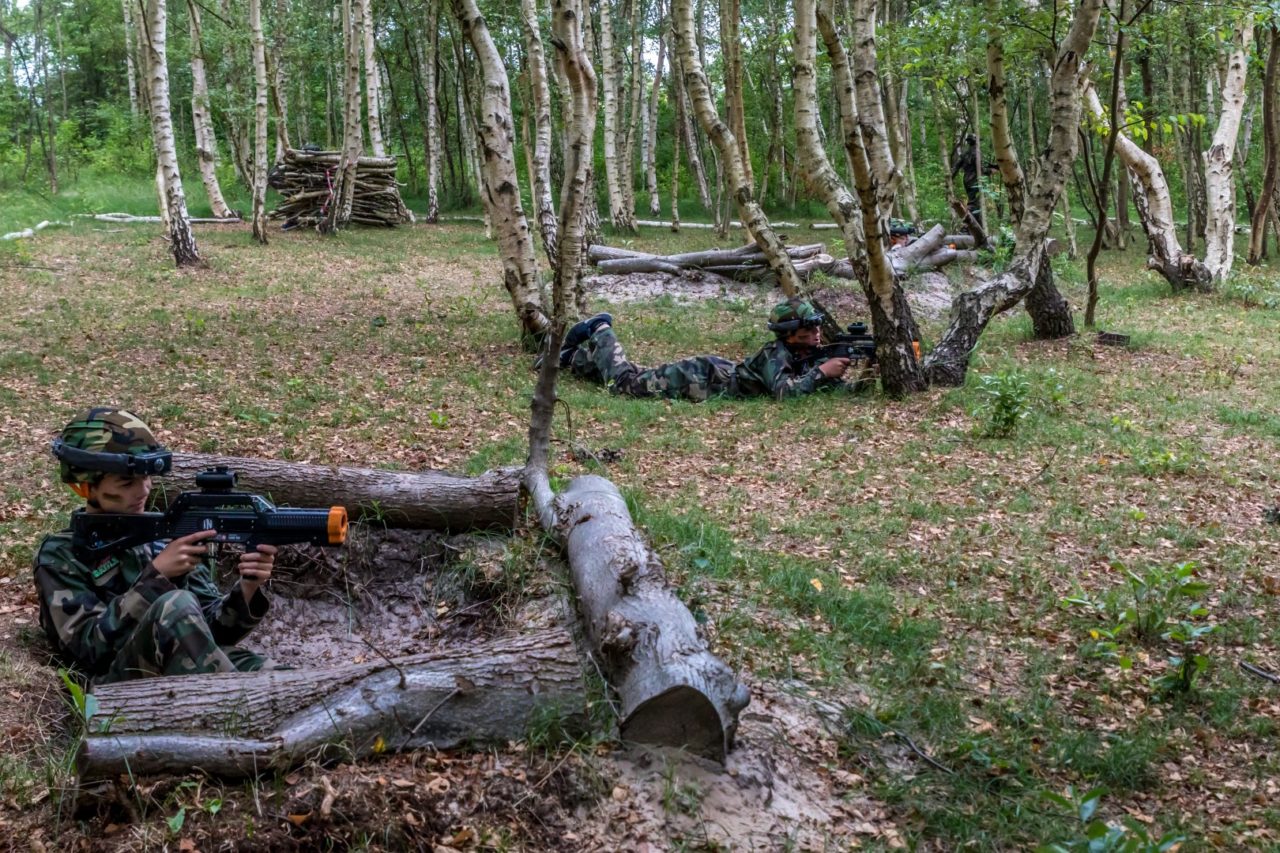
[812,322,878,366]
[70,466,348,560]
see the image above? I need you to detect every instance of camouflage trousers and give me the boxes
[94,590,269,685]
[569,328,735,403]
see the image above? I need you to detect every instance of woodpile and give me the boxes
[588,224,979,283]
[268,148,414,229]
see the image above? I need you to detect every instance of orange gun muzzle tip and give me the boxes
[328,506,349,544]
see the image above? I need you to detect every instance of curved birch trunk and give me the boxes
[673,0,802,296]
[817,0,923,396]
[520,0,558,267]
[986,5,1025,228]
[79,629,584,780]
[1202,22,1252,283]
[1248,27,1279,266]
[451,0,550,344]
[185,0,234,219]
[250,0,270,243]
[360,0,386,157]
[321,0,363,234]
[925,0,1102,386]
[1083,83,1211,292]
[140,0,200,266]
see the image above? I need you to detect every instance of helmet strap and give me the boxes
[69,482,91,499]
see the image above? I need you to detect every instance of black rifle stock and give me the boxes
[71,467,348,560]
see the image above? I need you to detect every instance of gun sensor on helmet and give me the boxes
[71,466,348,560]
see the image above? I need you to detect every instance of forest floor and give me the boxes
[0,217,1279,850]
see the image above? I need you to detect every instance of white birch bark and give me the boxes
[250,0,269,242]
[849,0,900,220]
[1202,22,1252,283]
[270,0,291,159]
[673,0,802,295]
[121,0,140,116]
[360,0,385,157]
[643,11,667,216]
[1083,83,1211,291]
[670,31,712,210]
[987,2,1025,228]
[450,0,550,343]
[185,0,234,218]
[814,0,923,396]
[924,0,1102,386]
[520,0,557,266]
[139,0,199,265]
[599,0,636,230]
[321,0,363,233]
[415,0,440,222]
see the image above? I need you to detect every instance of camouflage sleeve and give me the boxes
[181,563,269,647]
[760,350,835,400]
[34,537,176,672]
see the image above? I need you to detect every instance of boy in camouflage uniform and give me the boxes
[561,299,853,402]
[34,408,278,685]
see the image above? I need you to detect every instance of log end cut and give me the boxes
[619,685,727,761]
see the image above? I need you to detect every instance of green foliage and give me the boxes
[1064,561,1209,643]
[1038,786,1185,852]
[972,369,1031,437]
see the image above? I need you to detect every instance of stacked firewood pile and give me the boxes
[268,148,414,229]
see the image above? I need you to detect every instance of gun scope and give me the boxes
[195,466,237,492]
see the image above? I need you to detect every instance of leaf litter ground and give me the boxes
[0,220,1278,849]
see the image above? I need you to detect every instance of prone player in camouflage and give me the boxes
[559,299,854,402]
[34,408,278,684]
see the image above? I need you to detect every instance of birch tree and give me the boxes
[986,0,1025,228]
[673,0,802,296]
[250,0,269,243]
[360,0,385,157]
[186,0,234,218]
[450,0,549,344]
[1201,20,1251,283]
[520,0,557,266]
[321,0,363,234]
[598,0,636,231]
[138,0,200,266]
[812,0,924,396]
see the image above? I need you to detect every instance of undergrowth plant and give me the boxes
[1038,786,1185,852]
[973,369,1031,437]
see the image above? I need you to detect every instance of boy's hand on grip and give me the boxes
[239,544,276,600]
[153,528,218,578]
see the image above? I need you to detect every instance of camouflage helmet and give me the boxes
[767,299,825,336]
[52,408,172,485]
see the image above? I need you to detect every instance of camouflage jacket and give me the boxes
[34,522,269,675]
[734,340,841,400]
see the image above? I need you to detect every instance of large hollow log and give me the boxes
[78,628,584,780]
[551,475,750,762]
[157,453,520,530]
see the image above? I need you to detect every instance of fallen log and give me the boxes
[551,475,750,762]
[160,453,520,530]
[77,628,584,780]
